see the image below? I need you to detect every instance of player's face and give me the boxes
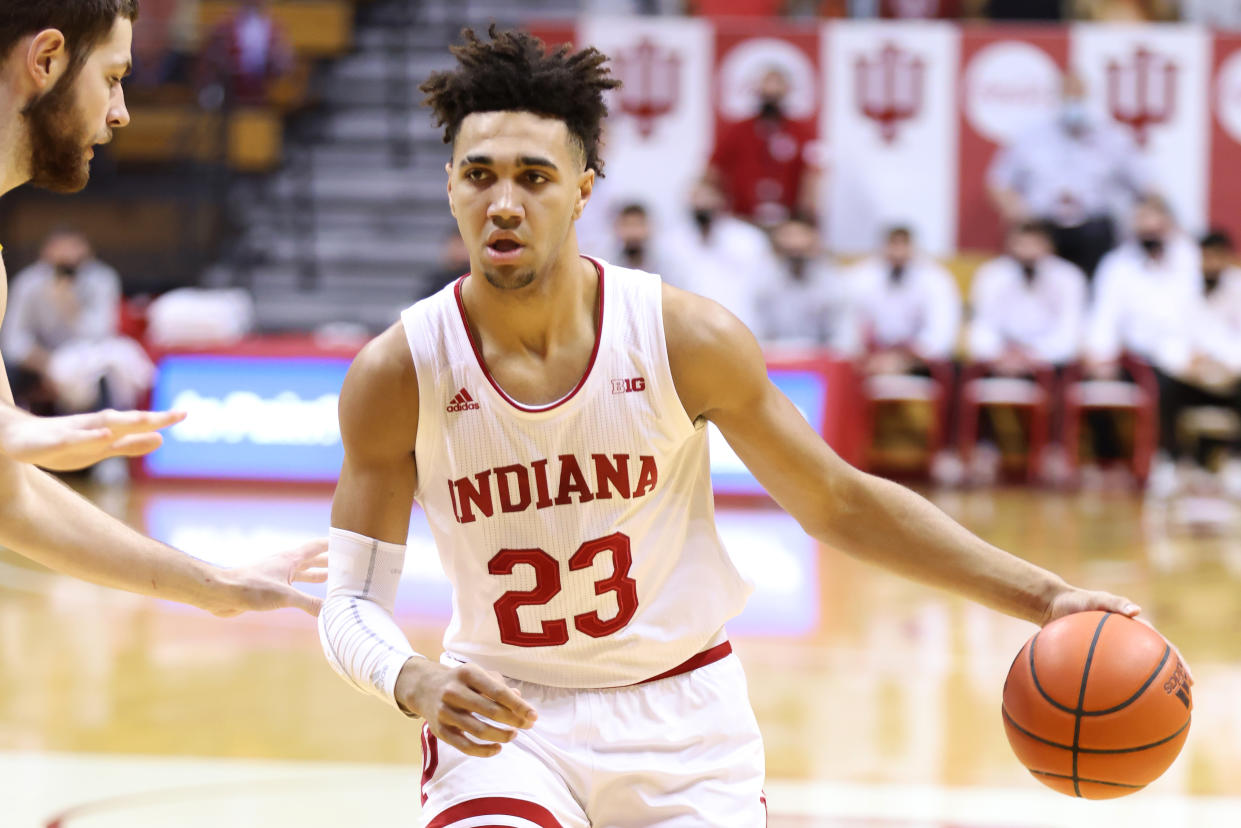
[25,17,132,193]
[448,111,593,291]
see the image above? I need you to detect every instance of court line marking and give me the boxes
[4,751,1241,828]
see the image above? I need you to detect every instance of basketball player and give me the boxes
[0,2,324,616]
[320,28,1147,827]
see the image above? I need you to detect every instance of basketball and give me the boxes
[1002,611,1192,799]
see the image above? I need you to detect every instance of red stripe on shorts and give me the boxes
[635,641,733,685]
[420,723,439,805]
[426,796,564,828]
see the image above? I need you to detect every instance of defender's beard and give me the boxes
[23,74,94,194]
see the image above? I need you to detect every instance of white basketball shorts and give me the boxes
[419,643,767,827]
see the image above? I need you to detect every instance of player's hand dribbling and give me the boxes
[0,408,186,470]
[1042,585,1193,685]
[395,659,538,758]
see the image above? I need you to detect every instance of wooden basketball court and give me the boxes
[2,481,1239,826]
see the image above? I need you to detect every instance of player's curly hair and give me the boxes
[420,25,621,176]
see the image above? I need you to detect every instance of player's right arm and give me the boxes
[323,323,536,757]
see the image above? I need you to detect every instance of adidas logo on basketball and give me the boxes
[446,388,480,413]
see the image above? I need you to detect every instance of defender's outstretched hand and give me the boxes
[205,539,329,618]
[0,408,186,470]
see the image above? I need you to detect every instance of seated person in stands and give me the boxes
[851,225,961,376]
[850,225,963,483]
[1143,231,1241,496]
[200,0,293,105]
[1082,193,1201,490]
[756,216,855,353]
[2,231,153,433]
[966,219,1087,483]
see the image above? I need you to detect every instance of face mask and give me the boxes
[1139,236,1164,258]
[1204,270,1223,293]
[785,255,808,279]
[758,98,783,120]
[888,263,906,284]
[1061,100,1088,132]
[621,242,645,263]
[692,208,714,234]
[1019,261,1037,281]
[53,262,78,279]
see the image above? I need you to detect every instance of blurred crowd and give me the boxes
[568,63,1241,497]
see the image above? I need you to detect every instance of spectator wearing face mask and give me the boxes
[756,217,856,353]
[2,231,154,427]
[609,203,657,273]
[850,226,961,374]
[1142,230,1241,496]
[966,220,1088,483]
[1082,194,1200,485]
[706,66,821,228]
[988,72,1148,279]
[660,178,781,334]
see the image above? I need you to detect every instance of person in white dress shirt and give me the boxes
[851,226,963,481]
[1083,194,1201,481]
[1143,231,1241,494]
[852,226,961,373]
[989,72,1148,280]
[660,178,780,334]
[756,217,856,353]
[966,220,1088,482]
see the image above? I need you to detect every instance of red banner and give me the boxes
[956,26,1068,252]
[1209,35,1241,242]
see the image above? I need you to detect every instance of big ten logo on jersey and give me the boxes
[447,453,658,524]
[611,376,646,394]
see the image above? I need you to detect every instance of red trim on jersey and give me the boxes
[635,641,733,685]
[420,723,439,806]
[453,257,605,413]
[425,796,564,828]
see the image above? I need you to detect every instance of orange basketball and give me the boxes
[1001,611,1192,799]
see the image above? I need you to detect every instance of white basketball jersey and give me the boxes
[401,258,752,688]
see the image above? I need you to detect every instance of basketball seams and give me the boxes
[1003,706,1192,754]
[1028,769,1144,789]
[1070,614,1110,796]
[1080,644,1171,716]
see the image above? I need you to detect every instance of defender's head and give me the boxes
[1,1,137,193]
[421,26,620,291]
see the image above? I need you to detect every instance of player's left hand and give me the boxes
[0,408,186,470]
[207,539,329,618]
[1042,586,1193,686]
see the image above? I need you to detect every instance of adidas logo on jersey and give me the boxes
[446,388,480,413]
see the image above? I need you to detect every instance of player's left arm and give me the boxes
[663,284,1134,627]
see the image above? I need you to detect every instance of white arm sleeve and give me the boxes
[317,527,422,714]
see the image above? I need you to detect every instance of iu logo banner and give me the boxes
[823,22,960,256]
[575,17,714,234]
[1071,26,1210,235]
[956,27,1068,251]
[854,42,925,143]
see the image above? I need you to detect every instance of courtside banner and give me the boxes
[1070,24,1210,237]
[1209,34,1241,244]
[822,21,960,256]
[143,353,349,482]
[575,17,715,230]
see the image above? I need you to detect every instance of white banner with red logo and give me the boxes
[1070,25,1211,239]
[823,22,960,255]
[546,19,1241,257]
